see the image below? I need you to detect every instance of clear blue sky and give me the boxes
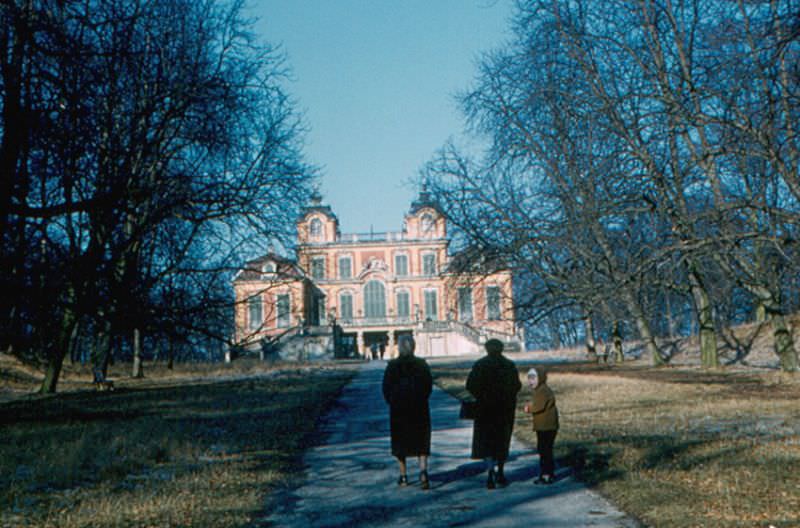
[247,0,512,233]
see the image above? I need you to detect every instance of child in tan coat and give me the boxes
[523,367,559,484]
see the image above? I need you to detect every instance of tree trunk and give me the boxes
[131,327,143,378]
[39,309,77,394]
[664,290,676,338]
[622,290,662,365]
[548,316,562,349]
[40,352,65,394]
[772,313,798,372]
[612,321,624,363]
[689,269,719,368]
[92,322,113,381]
[758,293,799,372]
[755,301,768,323]
[583,314,597,361]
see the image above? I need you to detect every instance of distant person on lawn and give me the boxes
[466,338,521,489]
[382,335,433,490]
[524,367,559,484]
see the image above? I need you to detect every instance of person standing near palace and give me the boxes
[524,367,559,484]
[466,338,522,489]
[382,335,433,490]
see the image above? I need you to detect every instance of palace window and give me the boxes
[422,253,436,276]
[309,218,323,239]
[338,256,352,279]
[311,256,325,279]
[261,262,275,274]
[248,295,262,330]
[364,280,386,319]
[458,287,473,322]
[424,289,438,321]
[486,286,502,320]
[396,290,410,319]
[315,297,326,326]
[421,213,434,235]
[339,292,353,322]
[276,294,291,328]
[394,254,408,277]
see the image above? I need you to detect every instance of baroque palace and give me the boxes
[232,190,522,360]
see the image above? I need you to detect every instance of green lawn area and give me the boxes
[431,360,800,528]
[0,362,355,528]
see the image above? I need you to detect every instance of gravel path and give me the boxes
[259,361,639,527]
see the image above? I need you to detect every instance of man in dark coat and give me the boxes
[382,335,433,489]
[466,338,522,489]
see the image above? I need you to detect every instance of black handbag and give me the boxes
[459,399,478,420]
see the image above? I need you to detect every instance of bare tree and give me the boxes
[1,0,315,392]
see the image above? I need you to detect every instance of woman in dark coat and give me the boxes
[466,338,522,489]
[382,335,433,489]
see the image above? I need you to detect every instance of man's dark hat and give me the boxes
[485,338,504,354]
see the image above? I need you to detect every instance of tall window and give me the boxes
[316,297,326,325]
[396,290,410,319]
[422,253,436,276]
[394,254,408,276]
[339,292,353,322]
[276,294,291,328]
[421,213,434,235]
[338,256,352,279]
[311,256,325,279]
[486,286,501,320]
[309,218,323,239]
[458,287,473,322]
[364,280,386,319]
[424,289,438,320]
[248,295,262,330]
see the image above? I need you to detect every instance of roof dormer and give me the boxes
[405,186,445,239]
[298,193,339,244]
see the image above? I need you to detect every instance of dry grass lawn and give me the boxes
[0,357,356,527]
[432,362,800,528]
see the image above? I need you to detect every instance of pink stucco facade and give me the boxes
[233,193,519,358]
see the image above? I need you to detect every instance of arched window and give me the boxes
[363,280,386,319]
[309,218,323,239]
[420,213,434,235]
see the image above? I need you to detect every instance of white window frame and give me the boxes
[395,289,411,319]
[423,288,438,321]
[458,287,473,322]
[420,213,434,235]
[363,280,387,319]
[486,285,502,320]
[248,294,263,330]
[338,255,352,279]
[422,252,437,276]
[316,296,326,325]
[276,293,291,328]
[339,291,354,322]
[310,256,326,280]
[309,218,323,239]
[394,253,409,277]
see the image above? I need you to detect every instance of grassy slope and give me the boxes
[0,361,356,527]
[433,362,800,528]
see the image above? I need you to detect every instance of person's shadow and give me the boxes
[429,454,536,488]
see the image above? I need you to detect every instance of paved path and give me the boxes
[260,361,638,527]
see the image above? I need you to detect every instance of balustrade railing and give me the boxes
[338,315,417,327]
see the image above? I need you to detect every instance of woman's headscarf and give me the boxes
[528,367,547,386]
